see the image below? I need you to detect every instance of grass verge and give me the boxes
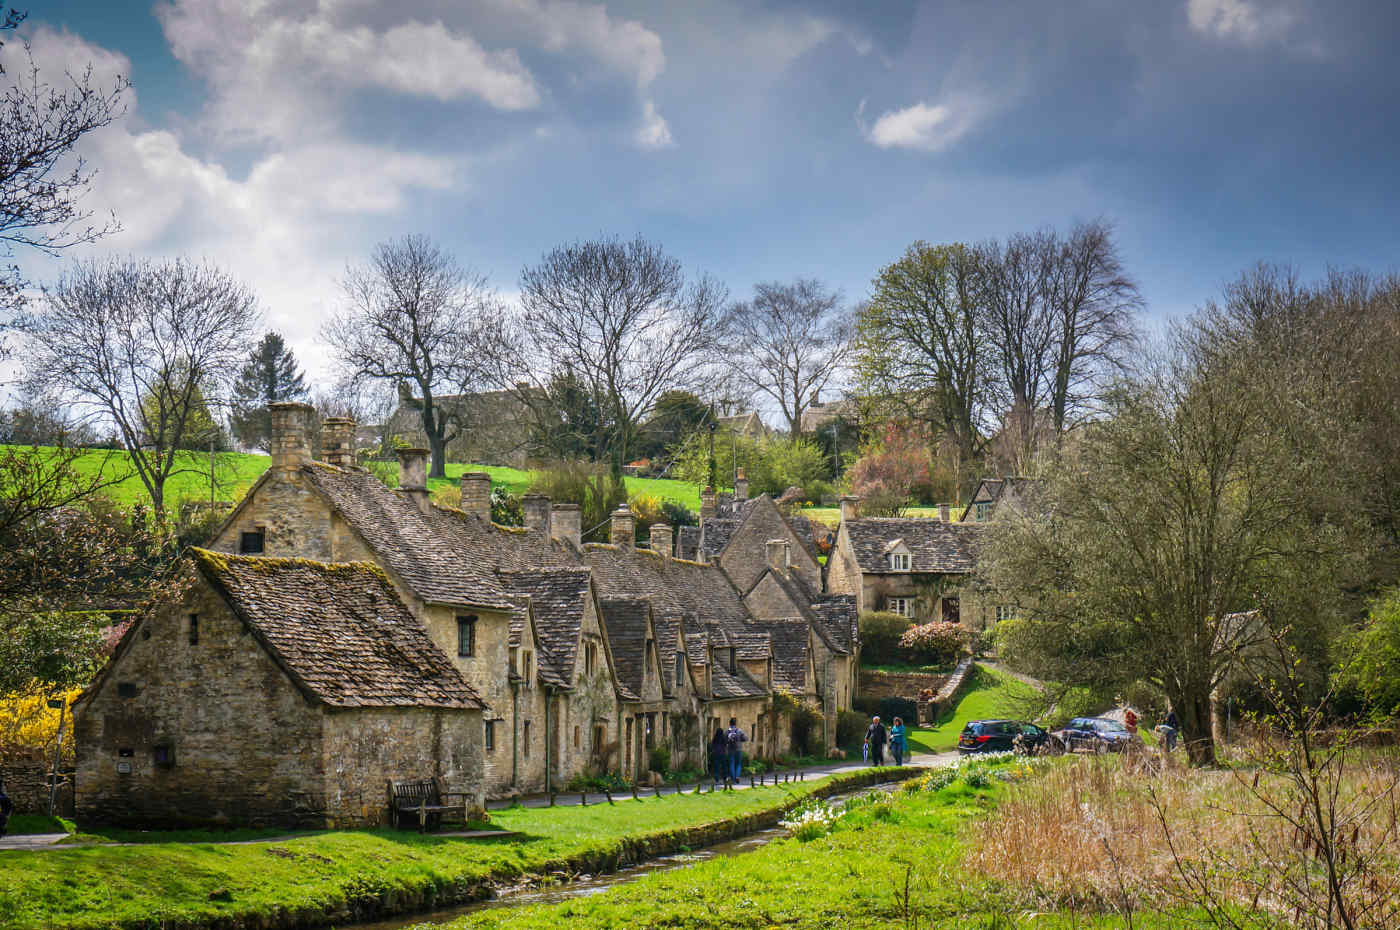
[0,769,911,930]
[905,664,1043,754]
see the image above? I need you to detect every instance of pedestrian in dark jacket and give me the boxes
[725,717,748,781]
[865,716,888,766]
[0,779,12,838]
[710,728,728,781]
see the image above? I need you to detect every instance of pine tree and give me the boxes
[229,332,309,451]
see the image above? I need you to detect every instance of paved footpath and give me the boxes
[0,751,960,850]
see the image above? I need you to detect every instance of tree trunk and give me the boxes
[426,429,448,480]
[1180,689,1217,766]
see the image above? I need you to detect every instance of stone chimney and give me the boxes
[839,495,860,522]
[396,448,429,512]
[610,505,636,548]
[551,503,581,549]
[320,417,356,467]
[522,493,552,537]
[269,402,314,471]
[939,503,951,522]
[766,538,790,574]
[733,468,748,502]
[649,522,673,556]
[700,486,717,523]
[460,472,491,521]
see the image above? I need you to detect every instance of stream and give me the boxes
[350,781,901,930]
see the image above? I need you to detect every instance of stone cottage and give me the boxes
[73,550,485,828]
[825,496,988,630]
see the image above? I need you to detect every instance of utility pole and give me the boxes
[46,697,66,816]
[706,405,717,491]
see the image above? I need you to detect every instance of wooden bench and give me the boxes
[387,778,472,832]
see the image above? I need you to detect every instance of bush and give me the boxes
[877,696,918,726]
[491,485,523,526]
[788,702,825,757]
[661,499,696,528]
[898,621,966,666]
[648,744,671,775]
[858,611,915,666]
[530,461,626,541]
[836,710,867,750]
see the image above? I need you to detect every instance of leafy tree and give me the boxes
[855,242,990,495]
[20,256,259,516]
[141,374,226,452]
[1335,589,1400,718]
[529,461,627,542]
[527,371,606,461]
[637,390,708,460]
[670,431,829,498]
[718,278,852,436]
[846,420,935,516]
[229,332,308,451]
[0,610,109,693]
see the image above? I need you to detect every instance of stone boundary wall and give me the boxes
[0,760,72,815]
[857,669,949,704]
[69,766,925,930]
[918,658,976,726]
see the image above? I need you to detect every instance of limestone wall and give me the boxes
[857,669,950,703]
[74,583,328,828]
[0,760,71,815]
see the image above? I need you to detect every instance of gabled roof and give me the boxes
[767,618,815,693]
[190,549,484,710]
[959,476,1043,522]
[810,594,859,653]
[709,659,768,700]
[582,544,750,632]
[299,464,514,610]
[842,518,980,575]
[497,568,593,686]
[732,631,772,661]
[599,597,654,702]
[685,632,711,666]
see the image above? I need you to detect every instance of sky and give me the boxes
[7,0,1399,398]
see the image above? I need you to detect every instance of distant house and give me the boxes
[826,496,988,631]
[717,411,771,441]
[74,550,486,828]
[958,476,1040,523]
[388,385,544,467]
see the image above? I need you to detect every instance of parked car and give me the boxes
[1059,716,1133,753]
[957,719,1061,755]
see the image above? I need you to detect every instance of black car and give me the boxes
[957,719,1059,755]
[1059,716,1133,753]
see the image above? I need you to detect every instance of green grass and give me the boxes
[5,814,75,836]
[0,772,882,930]
[862,661,960,675]
[797,505,954,527]
[10,446,705,515]
[904,664,1043,754]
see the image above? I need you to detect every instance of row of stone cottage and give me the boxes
[73,403,885,828]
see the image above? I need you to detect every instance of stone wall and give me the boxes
[74,582,329,828]
[321,706,484,826]
[0,760,71,815]
[858,669,950,703]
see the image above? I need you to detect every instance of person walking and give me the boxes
[725,717,747,782]
[0,778,12,838]
[865,715,888,766]
[710,727,729,782]
[889,717,907,766]
[1163,710,1179,752]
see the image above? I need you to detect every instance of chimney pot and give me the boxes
[320,416,357,467]
[939,503,951,522]
[610,505,636,548]
[649,522,673,557]
[839,495,860,522]
[551,503,581,549]
[459,472,491,521]
[522,493,552,537]
[733,468,748,502]
[700,486,717,524]
[396,448,429,507]
[268,402,314,471]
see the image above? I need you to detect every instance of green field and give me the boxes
[17,447,705,514]
[797,505,956,528]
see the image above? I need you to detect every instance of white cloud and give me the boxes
[1186,0,1297,45]
[862,98,985,153]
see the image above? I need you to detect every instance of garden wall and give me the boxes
[857,669,949,704]
[1,760,72,815]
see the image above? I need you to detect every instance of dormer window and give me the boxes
[889,552,911,571]
[975,502,991,521]
[729,647,737,674]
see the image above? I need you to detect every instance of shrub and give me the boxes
[491,485,523,526]
[647,744,671,775]
[661,499,696,528]
[898,621,966,666]
[836,710,867,750]
[0,688,81,764]
[877,696,918,725]
[788,702,825,757]
[530,461,626,541]
[858,611,915,666]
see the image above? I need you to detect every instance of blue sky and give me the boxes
[10,0,1399,390]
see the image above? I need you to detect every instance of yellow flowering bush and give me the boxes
[0,688,80,764]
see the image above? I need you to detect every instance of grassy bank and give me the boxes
[905,664,1043,754]
[434,754,1190,930]
[0,769,909,930]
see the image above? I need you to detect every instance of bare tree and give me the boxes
[324,235,513,479]
[1,33,128,318]
[854,241,991,489]
[19,256,260,516]
[719,278,851,436]
[517,235,726,467]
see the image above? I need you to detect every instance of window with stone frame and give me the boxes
[975,501,991,521]
[574,725,581,748]
[523,720,531,757]
[523,650,533,687]
[995,604,1016,623]
[887,596,914,617]
[485,719,496,751]
[457,615,477,657]
[888,551,911,571]
[239,529,265,554]
[674,652,684,689]
[584,640,597,676]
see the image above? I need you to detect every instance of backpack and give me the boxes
[726,726,743,749]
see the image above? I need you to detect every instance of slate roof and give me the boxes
[709,659,768,700]
[599,597,652,702]
[300,464,513,610]
[191,549,484,709]
[684,632,710,666]
[810,595,859,653]
[497,568,593,685]
[787,513,829,561]
[582,545,750,632]
[767,618,814,693]
[732,631,772,661]
[958,476,1044,522]
[675,525,701,562]
[842,518,980,574]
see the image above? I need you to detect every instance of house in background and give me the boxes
[959,476,1040,523]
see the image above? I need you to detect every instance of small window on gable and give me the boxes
[728,647,737,674]
[457,616,476,657]
[116,682,138,699]
[975,502,991,522]
[239,529,265,554]
[188,613,199,645]
[153,744,175,768]
[888,552,911,571]
[574,725,581,748]
[523,650,533,687]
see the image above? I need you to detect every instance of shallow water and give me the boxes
[351,782,899,930]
